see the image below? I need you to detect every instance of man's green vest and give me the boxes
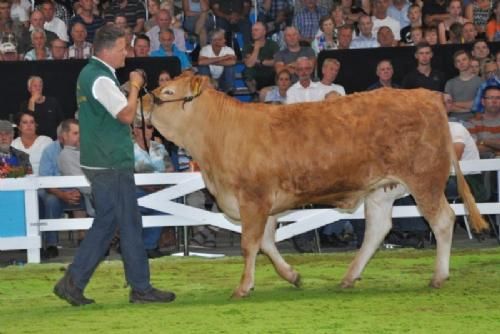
[77,58,134,170]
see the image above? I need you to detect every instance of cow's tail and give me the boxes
[451,153,489,233]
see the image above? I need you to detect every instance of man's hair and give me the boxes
[423,26,438,35]
[0,0,11,6]
[60,118,79,134]
[482,85,500,98]
[134,34,150,46]
[415,41,431,52]
[41,0,55,8]
[322,58,340,69]
[376,59,392,71]
[27,75,42,90]
[453,49,470,61]
[408,3,421,12]
[93,25,125,54]
[338,24,353,33]
[210,29,225,42]
[159,27,174,36]
[30,27,46,41]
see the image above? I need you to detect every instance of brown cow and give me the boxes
[148,73,488,298]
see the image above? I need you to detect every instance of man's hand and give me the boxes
[129,70,145,90]
[58,189,81,205]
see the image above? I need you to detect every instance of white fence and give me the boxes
[1,159,500,264]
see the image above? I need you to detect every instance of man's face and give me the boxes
[322,62,340,83]
[358,16,373,36]
[284,28,299,48]
[415,47,432,66]
[32,31,46,49]
[1,50,19,61]
[470,59,480,76]
[134,38,150,57]
[251,23,266,41]
[304,0,317,10]
[472,41,489,60]
[296,59,313,82]
[337,29,352,49]
[30,11,45,28]
[0,1,11,21]
[211,34,226,48]
[0,130,13,152]
[157,11,172,29]
[481,88,500,114]
[51,40,67,59]
[373,0,389,15]
[103,37,127,69]
[62,123,80,147]
[71,23,87,43]
[454,53,470,73]
[159,31,175,50]
[376,61,393,81]
[41,3,55,21]
[114,16,128,29]
[29,78,43,95]
[377,27,394,47]
[483,62,498,79]
[463,23,477,42]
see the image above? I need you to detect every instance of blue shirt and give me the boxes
[293,6,328,40]
[150,44,192,71]
[39,140,62,177]
[471,76,500,113]
[350,35,380,49]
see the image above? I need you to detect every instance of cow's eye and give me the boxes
[163,89,174,95]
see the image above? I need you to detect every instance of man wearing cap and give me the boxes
[0,42,19,60]
[0,120,32,173]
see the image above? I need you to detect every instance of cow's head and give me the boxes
[151,72,210,109]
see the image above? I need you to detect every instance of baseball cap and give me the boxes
[0,120,14,133]
[0,42,17,54]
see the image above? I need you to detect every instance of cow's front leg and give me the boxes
[232,201,268,299]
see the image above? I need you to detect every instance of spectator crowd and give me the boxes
[1,0,500,256]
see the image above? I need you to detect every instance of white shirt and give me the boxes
[372,16,401,41]
[44,17,69,42]
[11,136,53,175]
[449,122,480,175]
[286,81,335,104]
[318,82,346,96]
[199,45,236,79]
[91,57,128,118]
[146,25,186,53]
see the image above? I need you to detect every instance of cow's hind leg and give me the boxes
[412,193,455,288]
[341,184,406,288]
[232,201,268,299]
[260,216,301,287]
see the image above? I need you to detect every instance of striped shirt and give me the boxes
[466,115,500,155]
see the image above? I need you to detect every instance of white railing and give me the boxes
[1,159,500,264]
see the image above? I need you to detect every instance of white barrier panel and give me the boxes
[1,159,500,263]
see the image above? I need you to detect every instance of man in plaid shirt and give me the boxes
[293,0,328,43]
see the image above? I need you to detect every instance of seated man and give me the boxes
[467,86,500,158]
[38,120,86,258]
[0,119,31,175]
[150,28,192,71]
[198,29,237,94]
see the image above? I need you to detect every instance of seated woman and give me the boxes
[312,16,337,55]
[10,111,52,176]
[259,69,292,104]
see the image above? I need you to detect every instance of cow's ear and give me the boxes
[190,76,206,95]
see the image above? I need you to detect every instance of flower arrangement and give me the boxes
[0,157,30,178]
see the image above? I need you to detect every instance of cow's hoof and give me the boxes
[231,288,250,299]
[293,273,302,288]
[340,277,360,289]
[429,277,448,289]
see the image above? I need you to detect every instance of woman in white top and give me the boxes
[10,111,52,175]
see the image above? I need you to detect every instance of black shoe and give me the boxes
[129,287,176,304]
[54,271,95,306]
[43,245,59,259]
[146,247,167,259]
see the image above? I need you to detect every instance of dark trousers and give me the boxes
[68,169,151,292]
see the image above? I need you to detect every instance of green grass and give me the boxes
[0,248,499,334]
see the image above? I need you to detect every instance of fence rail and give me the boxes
[1,159,499,264]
